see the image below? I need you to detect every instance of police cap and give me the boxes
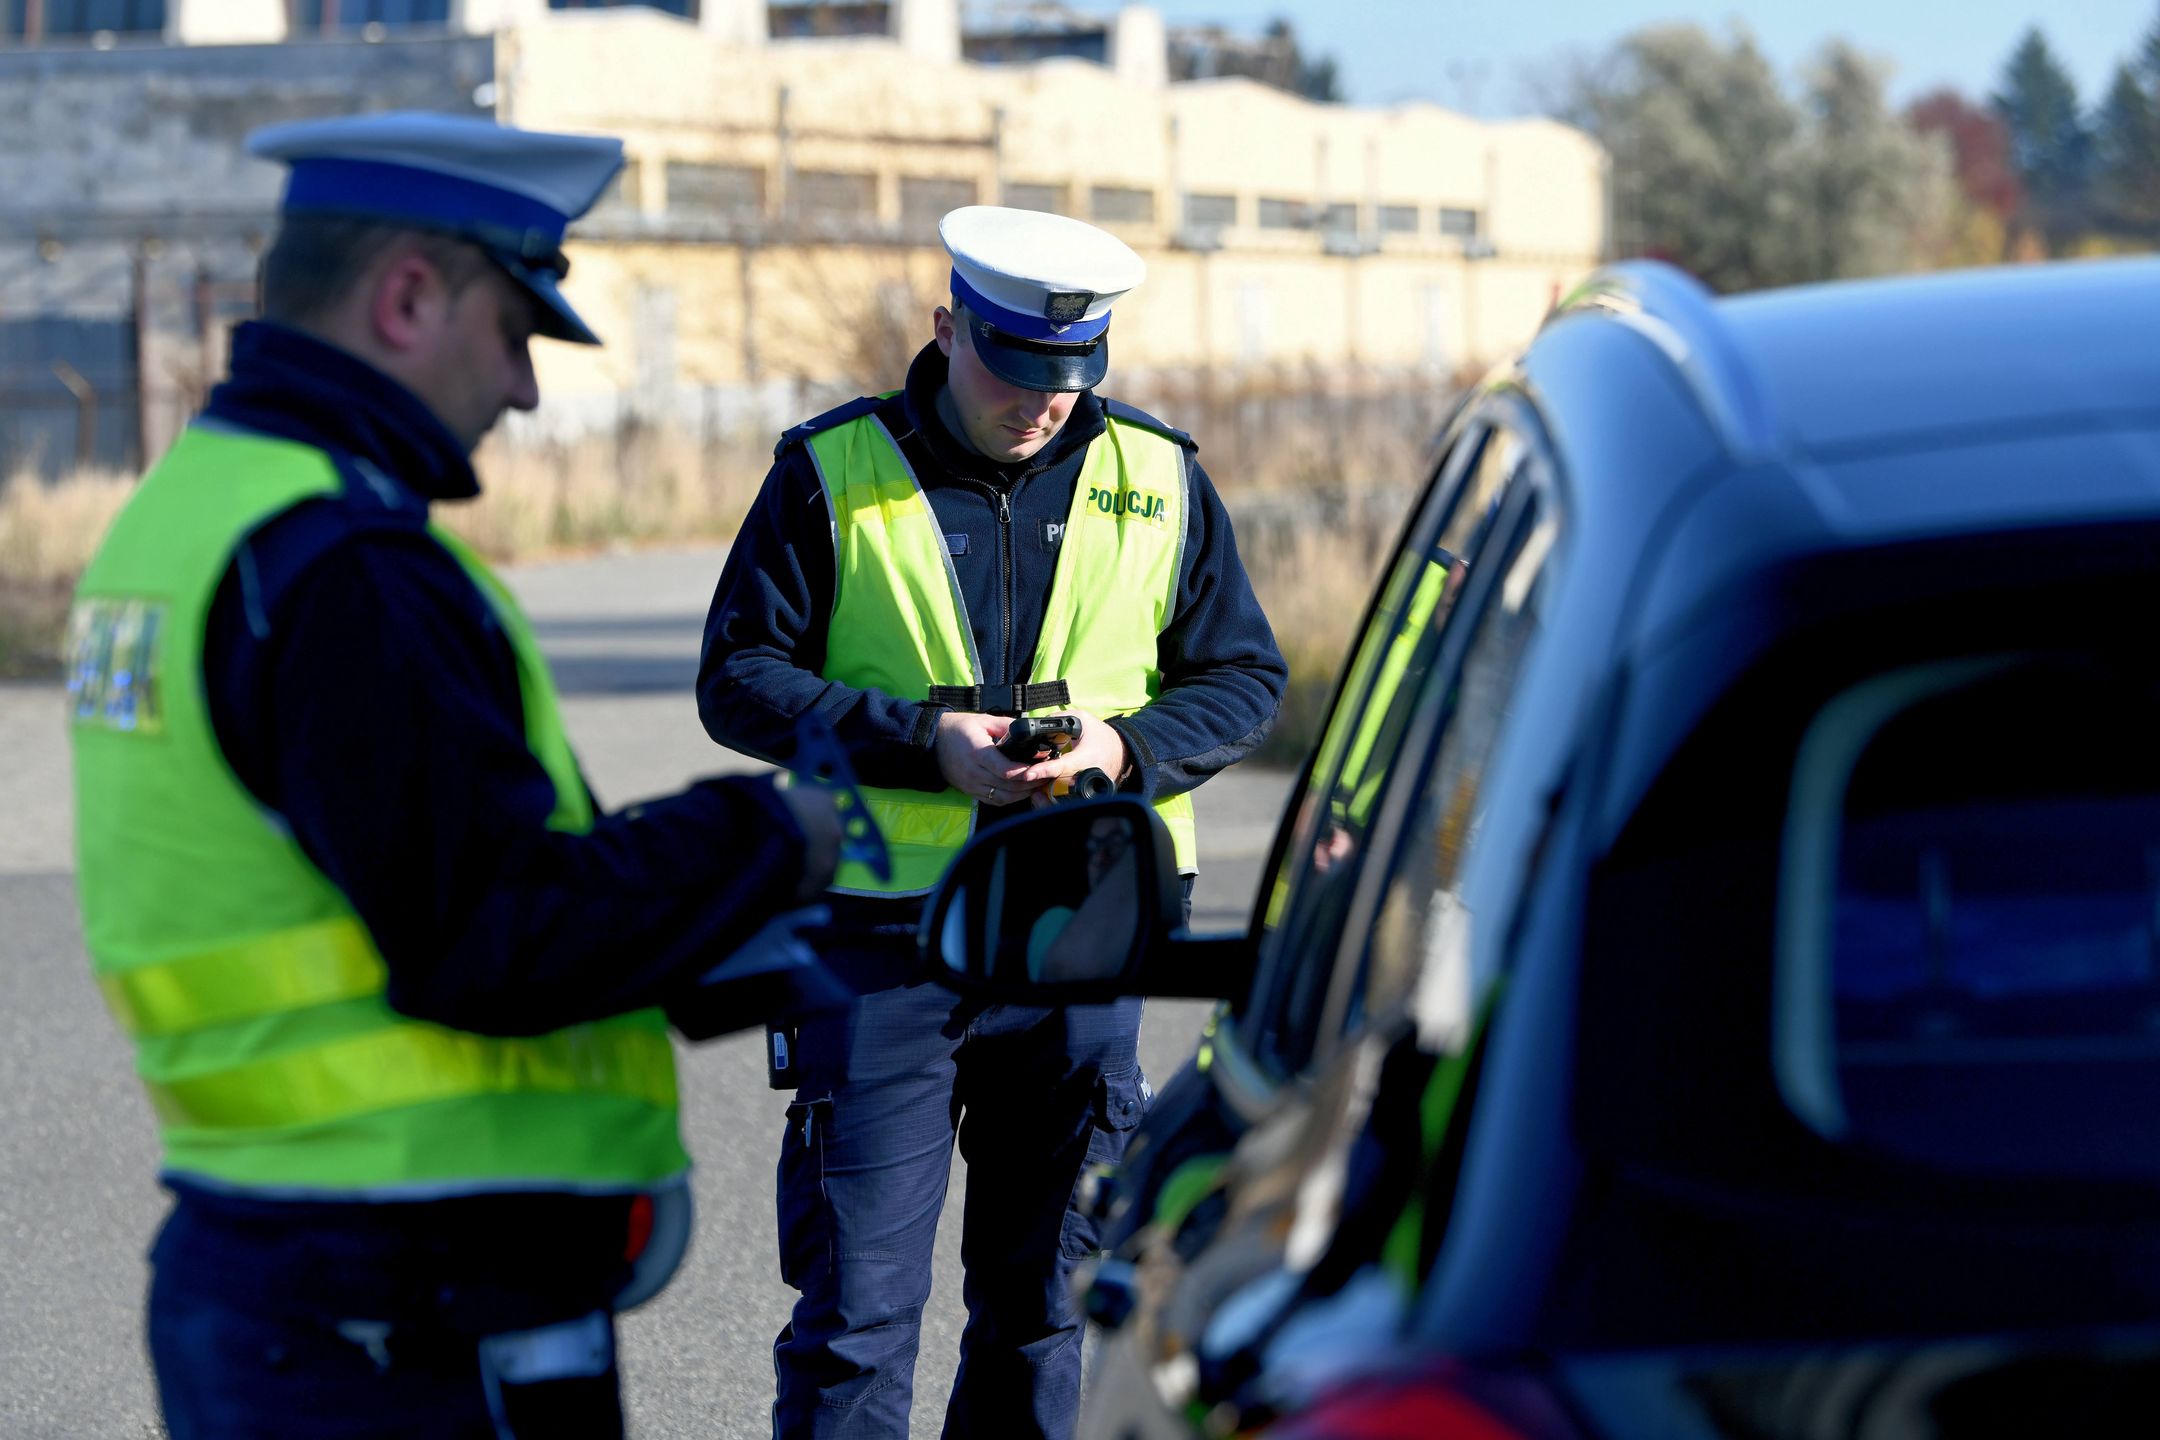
[941,206,1146,393]
[247,110,623,346]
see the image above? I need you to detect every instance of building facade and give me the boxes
[1,0,1606,471]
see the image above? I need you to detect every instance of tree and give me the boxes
[1259,18,1343,102]
[1167,17,1342,103]
[1905,89,2019,267]
[2091,6,2160,244]
[1992,28,2093,250]
[1906,89,2022,219]
[2093,62,2160,238]
[1556,24,1950,291]
[1560,24,1795,291]
[1778,43,1956,282]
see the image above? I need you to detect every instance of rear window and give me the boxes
[1778,657,2160,1179]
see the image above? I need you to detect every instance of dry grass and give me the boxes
[1126,371,1448,497]
[452,420,772,562]
[1142,376,1455,759]
[0,381,1452,758]
[1232,489,1417,764]
[0,466,136,675]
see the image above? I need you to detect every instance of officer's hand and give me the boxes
[1016,709,1130,806]
[777,781,843,899]
[935,711,1037,805]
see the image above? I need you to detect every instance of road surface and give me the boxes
[0,544,1298,1439]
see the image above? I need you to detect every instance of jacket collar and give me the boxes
[204,321,481,502]
[899,341,1105,487]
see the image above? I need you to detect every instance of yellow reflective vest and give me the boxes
[69,423,688,1197]
[805,405,1199,895]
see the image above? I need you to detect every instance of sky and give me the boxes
[1115,0,2154,116]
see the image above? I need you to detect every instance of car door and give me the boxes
[1085,392,1566,1415]
[1136,399,1570,1432]
[1228,397,1556,1108]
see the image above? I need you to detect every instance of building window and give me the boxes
[549,0,697,14]
[1440,206,1482,239]
[962,27,1108,65]
[1183,193,1237,228]
[289,0,451,28]
[7,0,165,36]
[1379,204,1420,234]
[667,161,765,217]
[768,1,889,38]
[591,160,645,216]
[1319,202,1357,235]
[901,177,978,236]
[1002,182,1068,214]
[1257,197,1314,230]
[793,169,877,219]
[1089,186,1156,225]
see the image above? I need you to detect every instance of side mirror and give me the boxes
[923,797,1187,1002]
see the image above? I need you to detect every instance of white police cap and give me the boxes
[941,206,1146,393]
[247,111,623,346]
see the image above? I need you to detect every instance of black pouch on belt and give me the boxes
[765,1023,799,1089]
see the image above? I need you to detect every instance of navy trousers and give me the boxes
[147,1190,633,1439]
[769,979,1147,1439]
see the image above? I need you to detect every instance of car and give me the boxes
[923,255,2160,1438]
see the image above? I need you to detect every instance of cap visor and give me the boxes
[500,258,602,345]
[972,331,1107,393]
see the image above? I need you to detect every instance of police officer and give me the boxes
[699,207,1288,1437]
[68,112,844,1439]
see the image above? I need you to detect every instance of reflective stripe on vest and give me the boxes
[69,423,686,1196]
[809,410,1197,896]
[97,915,383,1037]
[144,1020,678,1131]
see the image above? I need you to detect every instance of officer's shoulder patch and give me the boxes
[1100,398,1195,450]
[774,392,899,459]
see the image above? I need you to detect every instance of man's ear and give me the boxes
[933,304,957,359]
[369,249,449,356]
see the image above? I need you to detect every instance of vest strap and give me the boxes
[926,680,1072,715]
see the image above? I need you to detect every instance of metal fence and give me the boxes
[0,314,141,476]
[0,258,256,480]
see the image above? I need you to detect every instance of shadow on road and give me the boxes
[528,613,708,695]
[543,654,701,695]
[527,614,708,641]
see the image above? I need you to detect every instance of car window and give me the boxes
[1777,655,2160,1180]
[1240,411,1536,1081]
[1354,486,1558,1048]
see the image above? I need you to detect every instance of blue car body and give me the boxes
[936,256,2160,1438]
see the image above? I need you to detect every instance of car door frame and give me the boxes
[1204,386,1567,1124]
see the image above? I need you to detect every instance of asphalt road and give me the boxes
[0,544,1297,1439]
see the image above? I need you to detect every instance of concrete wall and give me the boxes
[0,15,1603,468]
[535,234,1577,410]
[0,36,492,221]
[0,36,495,471]
[502,17,1599,405]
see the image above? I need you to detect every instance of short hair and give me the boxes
[259,216,494,327]
[950,295,979,348]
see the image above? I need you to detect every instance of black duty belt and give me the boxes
[926,681,1071,716]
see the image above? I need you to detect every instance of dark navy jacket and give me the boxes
[197,322,810,1041]
[698,343,1286,830]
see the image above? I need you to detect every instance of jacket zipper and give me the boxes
[995,486,1014,689]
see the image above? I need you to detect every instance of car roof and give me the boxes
[1718,256,2160,457]
[1528,258,2160,660]
[1554,256,2160,464]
